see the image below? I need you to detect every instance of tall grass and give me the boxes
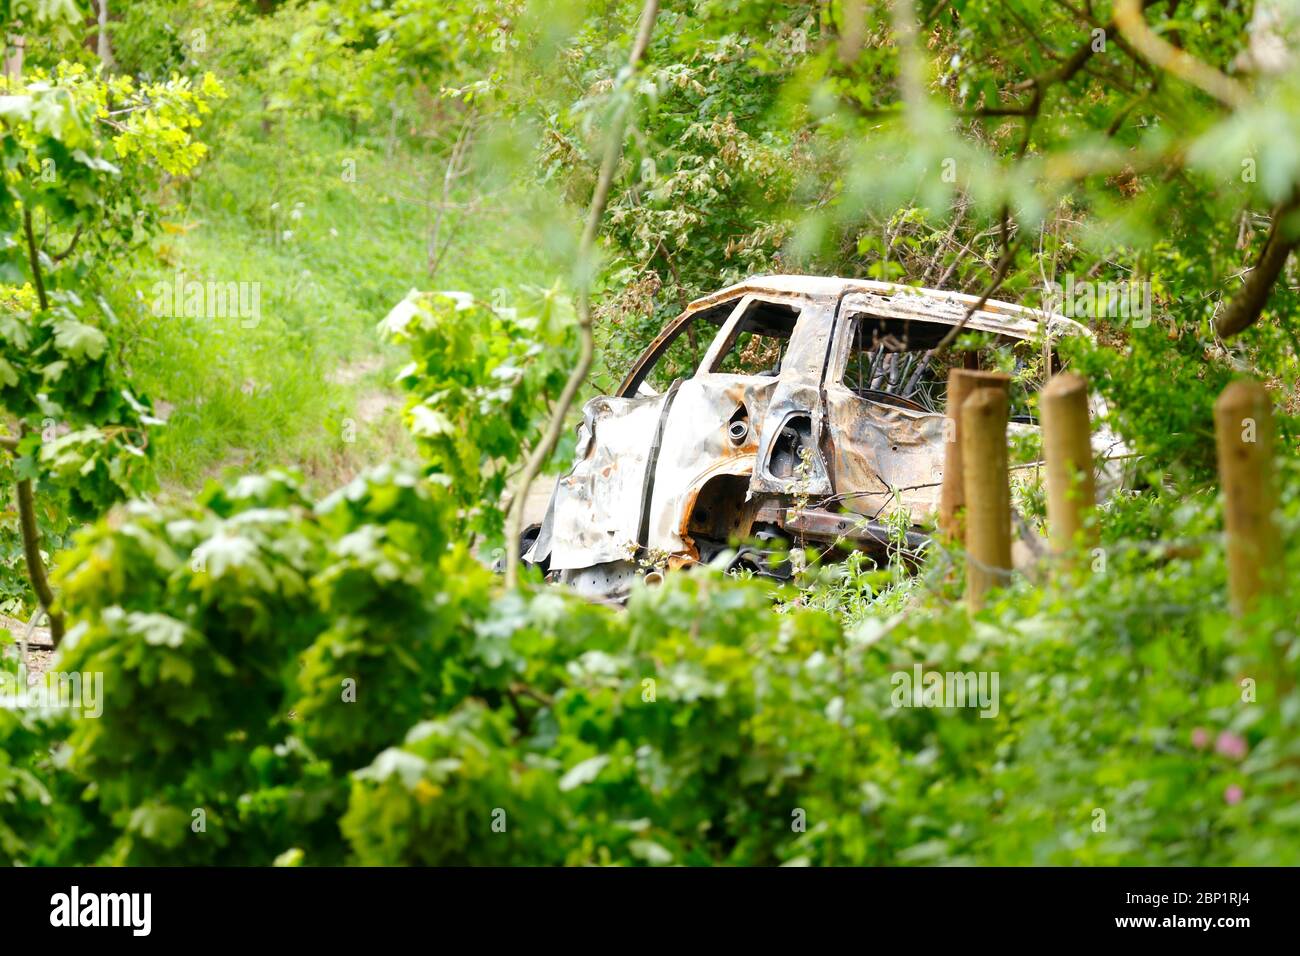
[121,93,559,497]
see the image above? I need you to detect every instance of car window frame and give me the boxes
[700,294,809,379]
[614,296,750,398]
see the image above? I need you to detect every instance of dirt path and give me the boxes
[1,615,54,684]
[326,354,403,424]
[521,476,557,527]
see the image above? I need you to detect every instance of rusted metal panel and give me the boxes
[644,374,776,556]
[822,390,948,520]
[782,506,930,554]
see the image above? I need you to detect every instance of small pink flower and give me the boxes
[1224,785,1244,805]
[1191,727,1210,750]
[1215,731,1248,761]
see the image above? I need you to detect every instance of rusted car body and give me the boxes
[524,275,1125,598]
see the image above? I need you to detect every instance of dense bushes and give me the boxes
[3,446,1297,864]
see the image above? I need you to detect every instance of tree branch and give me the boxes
[23,209,48,310]
[49,224,83,262]
[1113,0,1248,108]
[1216,193,1300,339]
[17,209,63,643]
[932,231,1024,357]
[16,465,65,646]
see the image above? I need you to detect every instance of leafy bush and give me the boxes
[380,287,578,545]
[2,446,1295,865]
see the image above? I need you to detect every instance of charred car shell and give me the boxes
[524,275,1126,599]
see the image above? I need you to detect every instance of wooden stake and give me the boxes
[1214,379,1282,615]
[962,384,1012,612]
[3,35,23,85]
[940,369,1011,541]
[1041,372,1097,562]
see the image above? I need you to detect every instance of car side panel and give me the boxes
[822,384,948,521]
[528,394,664,571]
[644,375,777,556]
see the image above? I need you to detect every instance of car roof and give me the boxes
[686,274,1090,342]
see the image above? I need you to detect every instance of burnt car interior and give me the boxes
[841,311,1051,423]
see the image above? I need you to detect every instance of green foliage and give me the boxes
[0,58,223,615]
[522,4,821,386]
[1065,323,1238,482]
[48,471,326,863]
[381,286,577,543]
[295,463,488,763]
[0,450,1291,865]
[0,0,84,47]
[5,0,1300,871]
[95,0,573,493]
[0,703,55,863]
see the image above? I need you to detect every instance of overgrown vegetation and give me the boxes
[2,0,1299,865]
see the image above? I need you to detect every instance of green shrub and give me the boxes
[2,453,1294,865]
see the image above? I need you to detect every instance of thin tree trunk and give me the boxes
[504,0,661,588]
[97,1,112,66]
[426,113,474,277]
[16,472,65,646]
[17,211,65,644]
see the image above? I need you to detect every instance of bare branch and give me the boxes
[49,224,84,262]
[1113,0,1249,109]
[932,232,1023,357]
[23,210,48,310]
[426,110,477,278]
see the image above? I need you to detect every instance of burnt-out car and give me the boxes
[523,275,1125,598]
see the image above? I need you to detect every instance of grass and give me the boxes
[120,93,565,499]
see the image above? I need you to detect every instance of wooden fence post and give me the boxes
[1041,372,1097,564]
[940,369,1012,542]
[1213,378,1282,615]
[962,383,1012,612]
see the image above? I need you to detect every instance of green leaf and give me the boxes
[559,754,609,791]
[52,319,107,362]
